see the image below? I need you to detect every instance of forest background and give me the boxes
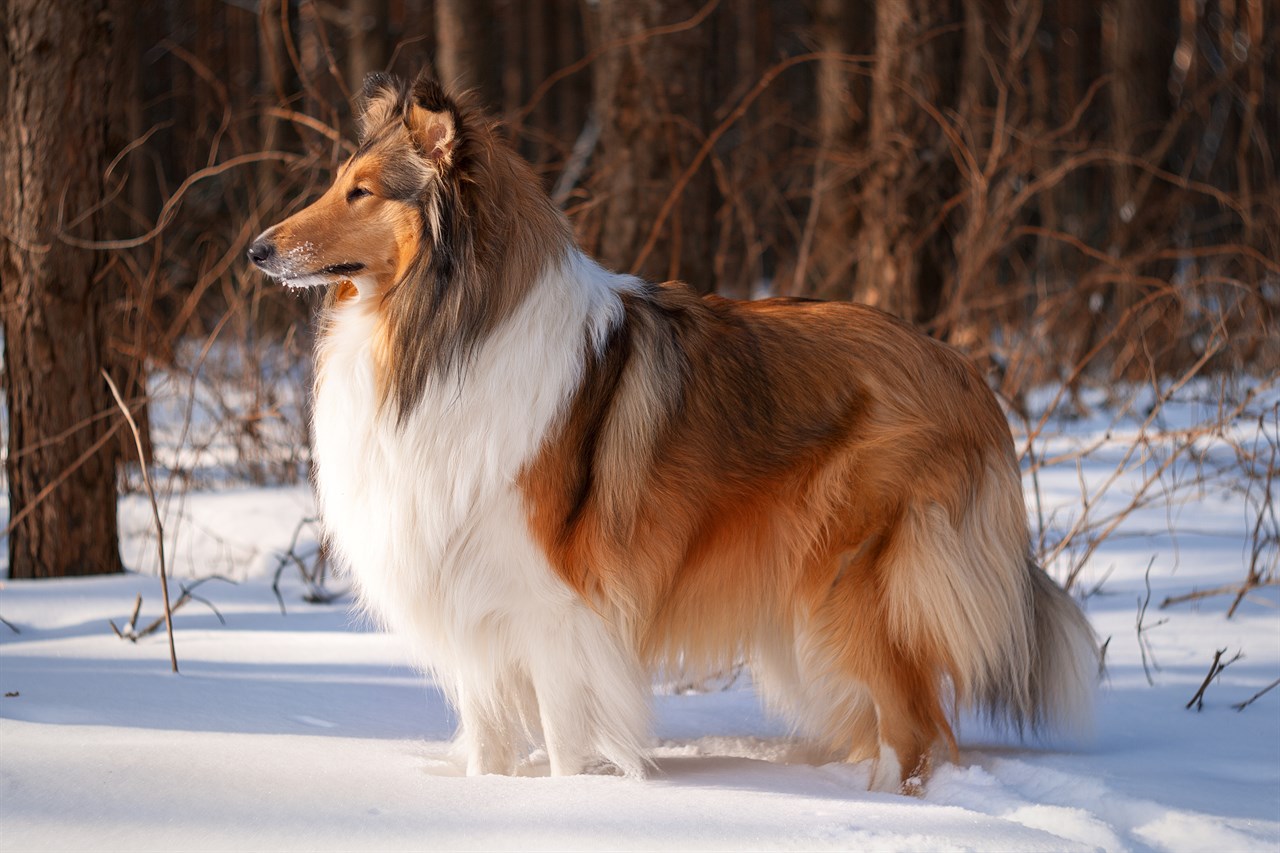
[1,0,1276,579]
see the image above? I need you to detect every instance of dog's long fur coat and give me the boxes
[249,71,1097,793]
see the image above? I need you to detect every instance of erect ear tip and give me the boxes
[411,71,452,113]
[362,71,398,101]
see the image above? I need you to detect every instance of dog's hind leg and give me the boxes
[797,625,948,792]
[803,525,956,794]
[861,656,952,794]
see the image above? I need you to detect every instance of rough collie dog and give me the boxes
[249,71,1097,794]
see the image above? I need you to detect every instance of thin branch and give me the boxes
[261,107,353,151]
[1186,648,1243,711]
[103,370,178,674]
[1136,557,1166,686]
[1233,678,1280,712]
[514,0,722,129]
[1160,578,1280,609]
[58,152,301,250]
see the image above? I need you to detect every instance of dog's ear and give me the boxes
[404,71,459,171]
[358,72,400,143]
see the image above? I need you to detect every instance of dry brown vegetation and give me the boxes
[2,1,1276,596]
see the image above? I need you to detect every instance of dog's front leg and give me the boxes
[523,604,651,778]
[454,673,522,776]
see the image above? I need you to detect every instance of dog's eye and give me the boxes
[347,187,372,202]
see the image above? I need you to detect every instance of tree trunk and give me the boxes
[798,0,873,299]
[435,0,504,112]
[940,0,997,350]
[105,0,153,467]
[854,0,929,321]
[347,0,390,88]
[2,0,125,578]
[590,0,720,294]
[1102,0,1178,379]
[1104,0,1174,224]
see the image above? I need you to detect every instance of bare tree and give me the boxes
[436,0,503,111]
[105,0,153,465]
[346,0,391,86]
[2,0,126,578]
[854,0,949,322]
[798,0,872,299]
[589,0,721,294]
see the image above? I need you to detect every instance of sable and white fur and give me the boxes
[249,71,1097,793]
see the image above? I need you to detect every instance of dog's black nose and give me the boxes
[247,239,275,266]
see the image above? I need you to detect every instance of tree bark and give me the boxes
[1101,0,1179,379]
[2,0,126,578]
[435,0,504,112]
[798,0,873,299]
[105,0,153,466]
[346,0,390,88]
[1104,0,1175,223]
[590,0,720,294]
[854,0,946,323]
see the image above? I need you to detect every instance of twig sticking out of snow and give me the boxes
[1232,678,1280,712]
[109,577,234,642]
[1228,404,1279,619]
[109,593,144,639]
[271,516,344,614]
[1136,558,1167,686]
[1185,647,1244,711]
[104,369,178,673]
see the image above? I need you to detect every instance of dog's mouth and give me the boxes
[319,262,366,276]
[248,235,366,289]
[275,263,366,290]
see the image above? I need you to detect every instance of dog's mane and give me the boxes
[344,77,574,421]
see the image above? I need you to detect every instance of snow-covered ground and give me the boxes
[2,381,1277,852]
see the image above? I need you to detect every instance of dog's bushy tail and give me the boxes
[886,462,1098,736]
[1023,560,1098,732]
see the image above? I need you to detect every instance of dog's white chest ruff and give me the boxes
[311,260,631,645]
[309,260,653,778]
[312,275,572,631]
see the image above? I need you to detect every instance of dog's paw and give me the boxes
[582,758,627,777]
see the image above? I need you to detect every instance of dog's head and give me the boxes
[247,71,464,292]
[251,71,571,416]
